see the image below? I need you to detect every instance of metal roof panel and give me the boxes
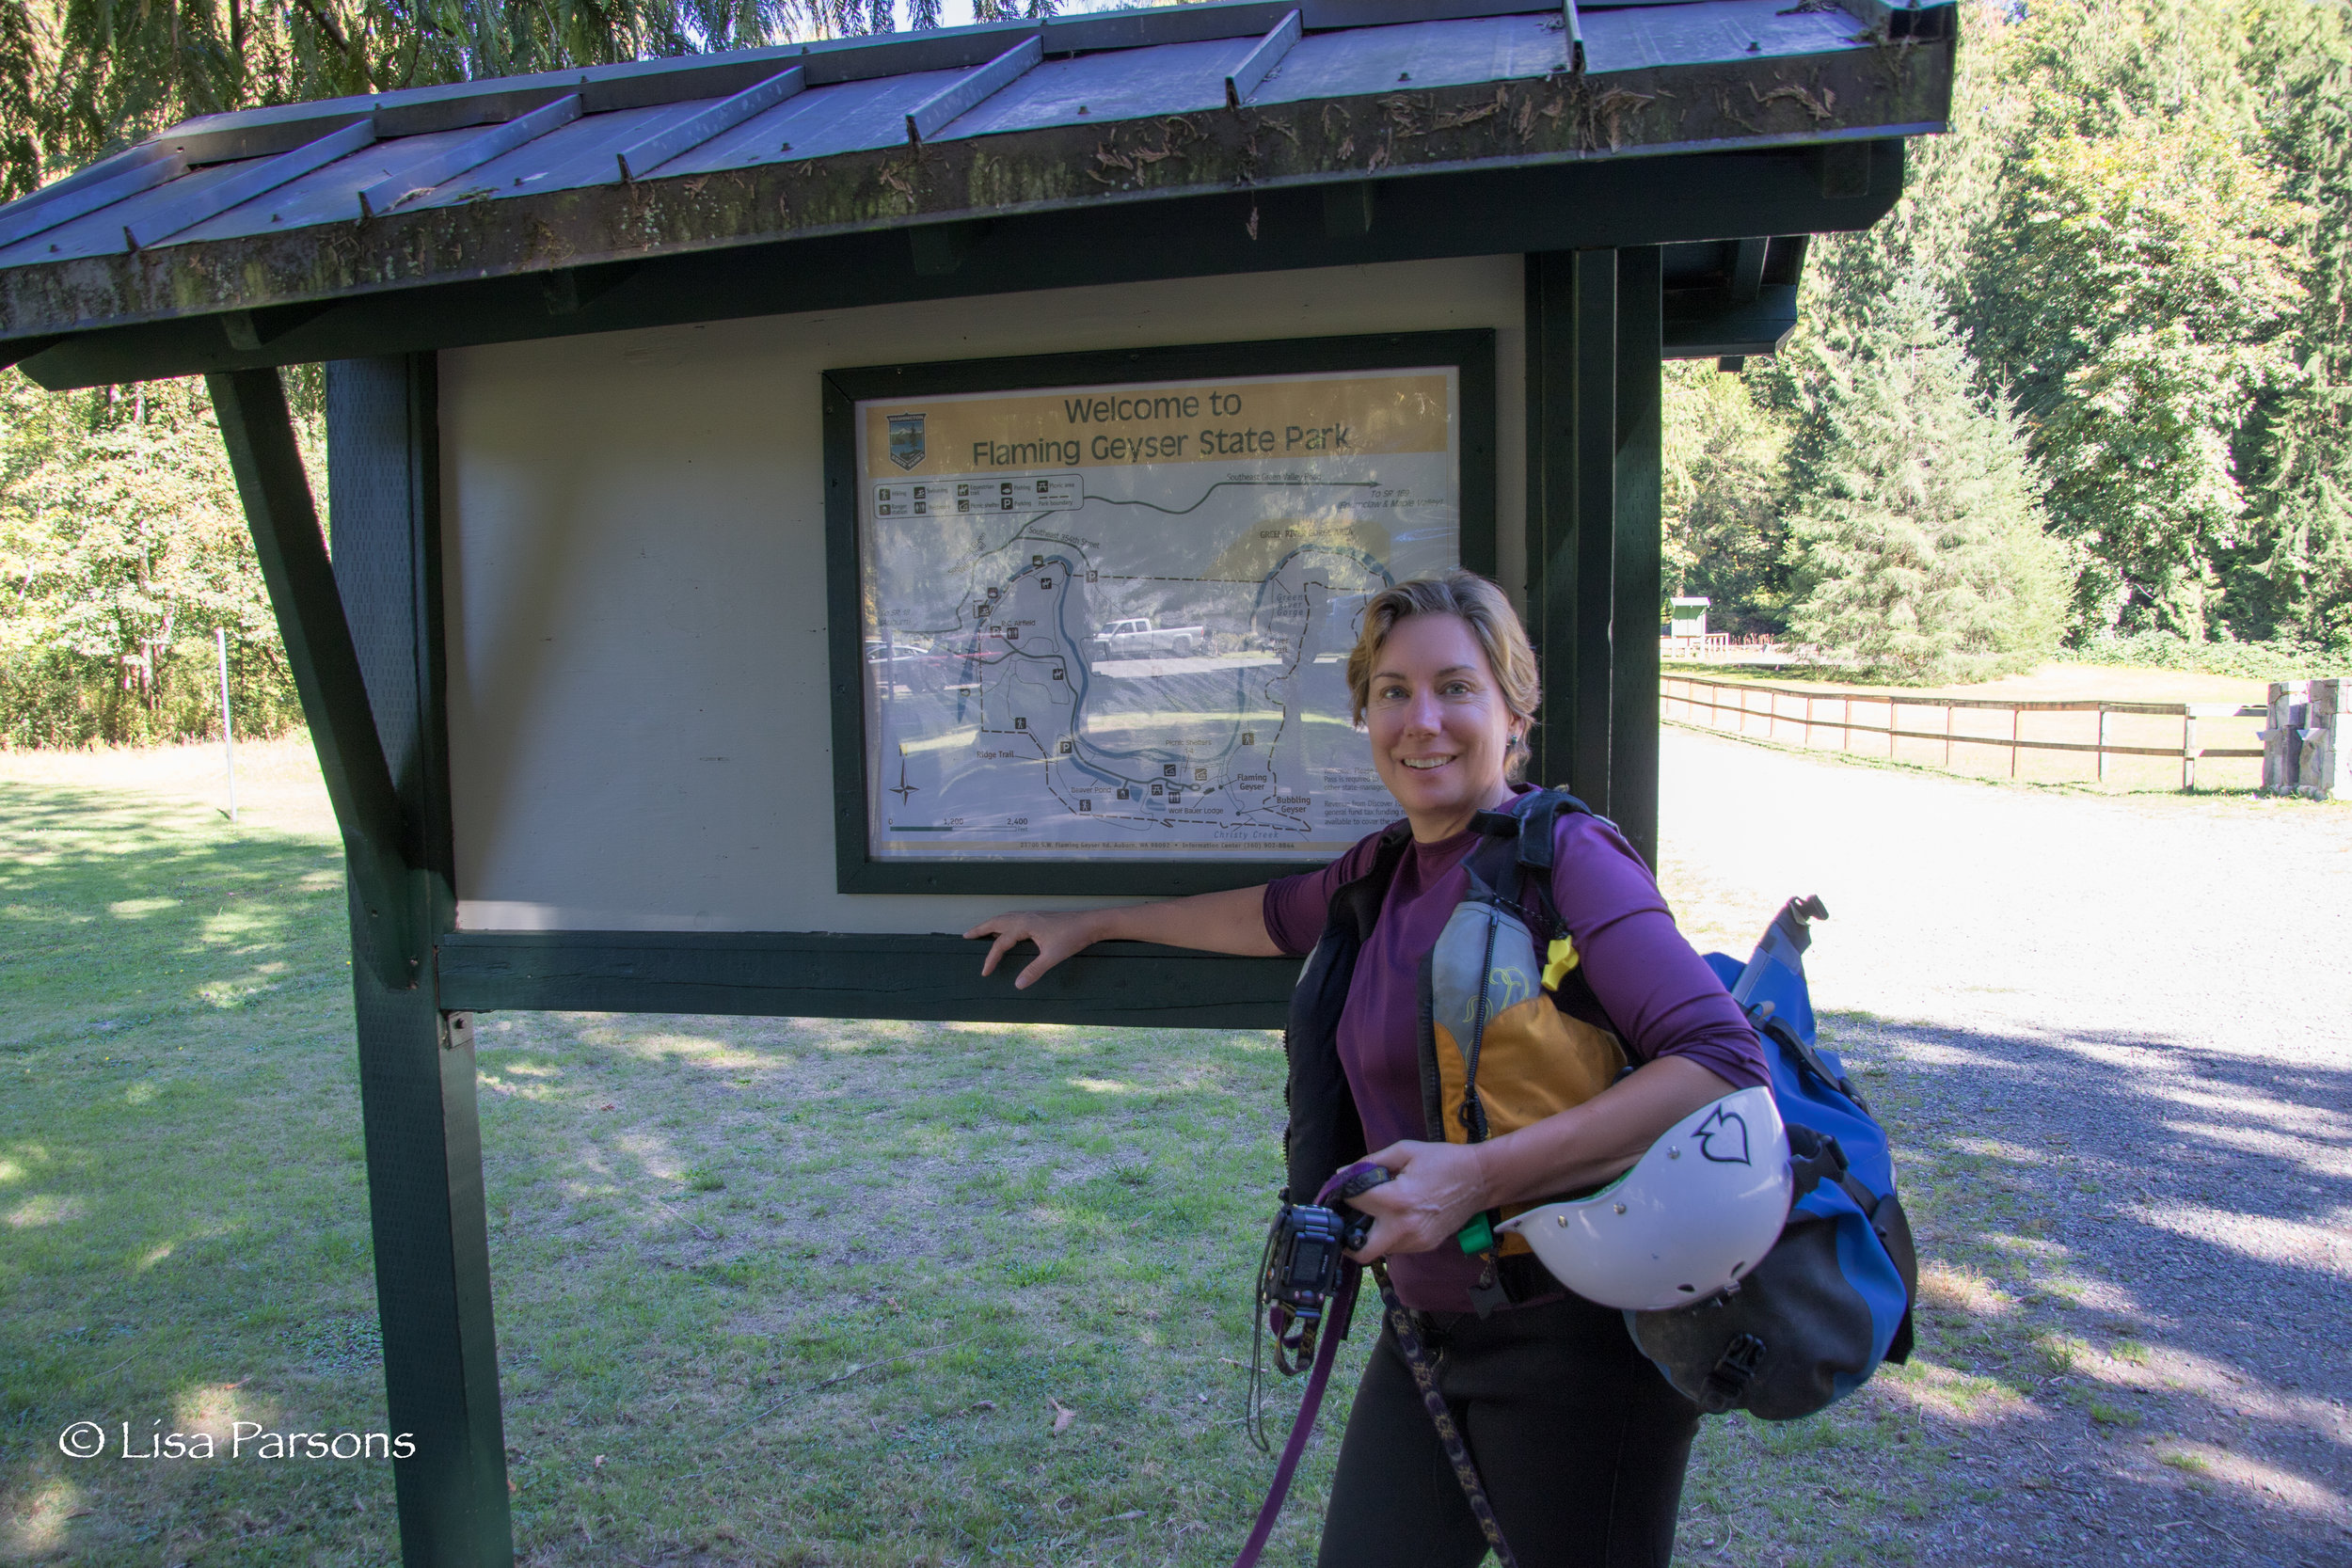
[0,0,1908,253]
[930,37,1255,140]
[411,103,691,206]
[771,69,980,163]
[168,127,486,244]
[0,0,1955,370]
[661,70,972,173]
[0,159,252,264]
[1250,14,1571,104]
[1582,0,1865,71]
[0,145,181,251]
[362,95,584,215]
[618,67,805,179]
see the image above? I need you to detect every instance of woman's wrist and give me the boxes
[1079,906,1130,945]
[1466,1139,1505,1216]
[1470,1104,1593,1211]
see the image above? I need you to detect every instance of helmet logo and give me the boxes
[1693,1106,1752,1165]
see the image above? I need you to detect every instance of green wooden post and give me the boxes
[212,359,514,1566]
[1610,246,1663,869]
[1524,250,1619,814]
[326,355,513,1568]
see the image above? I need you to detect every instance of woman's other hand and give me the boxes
[1345,1139,1493,1262]
[964,910,1108,990]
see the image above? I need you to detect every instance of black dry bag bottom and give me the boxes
[1628,1202,1902,1421]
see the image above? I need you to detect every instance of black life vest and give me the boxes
[1280,788,1630,1259]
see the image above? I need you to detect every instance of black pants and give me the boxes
[1315,1292,1701,1568]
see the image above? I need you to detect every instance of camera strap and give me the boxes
[1228,1259,1523,1568]
[1229,1261,1354,1568]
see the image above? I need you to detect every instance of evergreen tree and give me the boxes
[2238,0,2352,648]
[1804,0,2021,313]
[1782,280,2068,684]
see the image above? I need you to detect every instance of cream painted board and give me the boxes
[443,255,1526,932]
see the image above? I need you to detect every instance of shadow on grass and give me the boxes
[0,783,348,1053]
[463,1009,1313,1568]
[8,775,2344,1566]
[0,781,393,1565]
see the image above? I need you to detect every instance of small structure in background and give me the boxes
[1662,629,1795,665]
[2265,680,2346,800]
[1660,596,1797,663]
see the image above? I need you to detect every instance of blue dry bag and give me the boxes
[1626,896,1918,1419]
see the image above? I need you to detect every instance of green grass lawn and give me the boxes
[0,773,2138,1566]
[0,782,1358,1565]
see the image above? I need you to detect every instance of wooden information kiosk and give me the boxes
[0,2,1952,1557]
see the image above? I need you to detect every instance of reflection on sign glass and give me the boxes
[856,366,1461,861]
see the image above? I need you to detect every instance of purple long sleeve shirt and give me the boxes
[1262,797,1767,1311]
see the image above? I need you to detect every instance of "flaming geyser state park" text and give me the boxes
[968,388,1356,469]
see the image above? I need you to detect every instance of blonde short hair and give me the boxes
[1344,571,1542,778]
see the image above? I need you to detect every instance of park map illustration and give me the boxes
[856,367,1460,862]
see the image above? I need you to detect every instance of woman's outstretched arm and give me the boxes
[966,884,1279,990]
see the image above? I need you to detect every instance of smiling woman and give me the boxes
[1350,576,1539,832]
[965,570,1772,1568]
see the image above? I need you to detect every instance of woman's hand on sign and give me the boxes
[967,886,1284,990]
[966,911,1108,990]
[1344,1139,1494,1262]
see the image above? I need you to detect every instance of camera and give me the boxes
[1265,1202,1350,1314]
[1255,1167,1388,1375]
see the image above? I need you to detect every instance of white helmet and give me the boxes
[1495,1085,1792,1312]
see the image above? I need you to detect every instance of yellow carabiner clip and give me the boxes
[1541,935,1579,992]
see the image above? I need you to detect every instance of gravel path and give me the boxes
[1653,727,2352,1568]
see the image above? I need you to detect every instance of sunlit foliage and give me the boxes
[0,374,311,745]
[1674,0,2352,668]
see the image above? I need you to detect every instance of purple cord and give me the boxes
[1229,1264,1350,1568]
[1230,1167,1381,1567]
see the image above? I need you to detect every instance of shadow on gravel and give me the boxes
[1833,1009,2352,1567]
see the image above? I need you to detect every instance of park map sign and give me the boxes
[854,363,1463,864]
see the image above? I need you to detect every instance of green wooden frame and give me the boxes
[23,143,1905,391]
[218,357,514,1565]
[326,356,511,1568]
[821,328,1498,896]
[1522,249,1662,870]
[437,931,1300,1026]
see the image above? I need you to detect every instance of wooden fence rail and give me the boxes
[1661,674,2266,788]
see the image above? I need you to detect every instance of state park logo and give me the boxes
[887,413,927,470]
